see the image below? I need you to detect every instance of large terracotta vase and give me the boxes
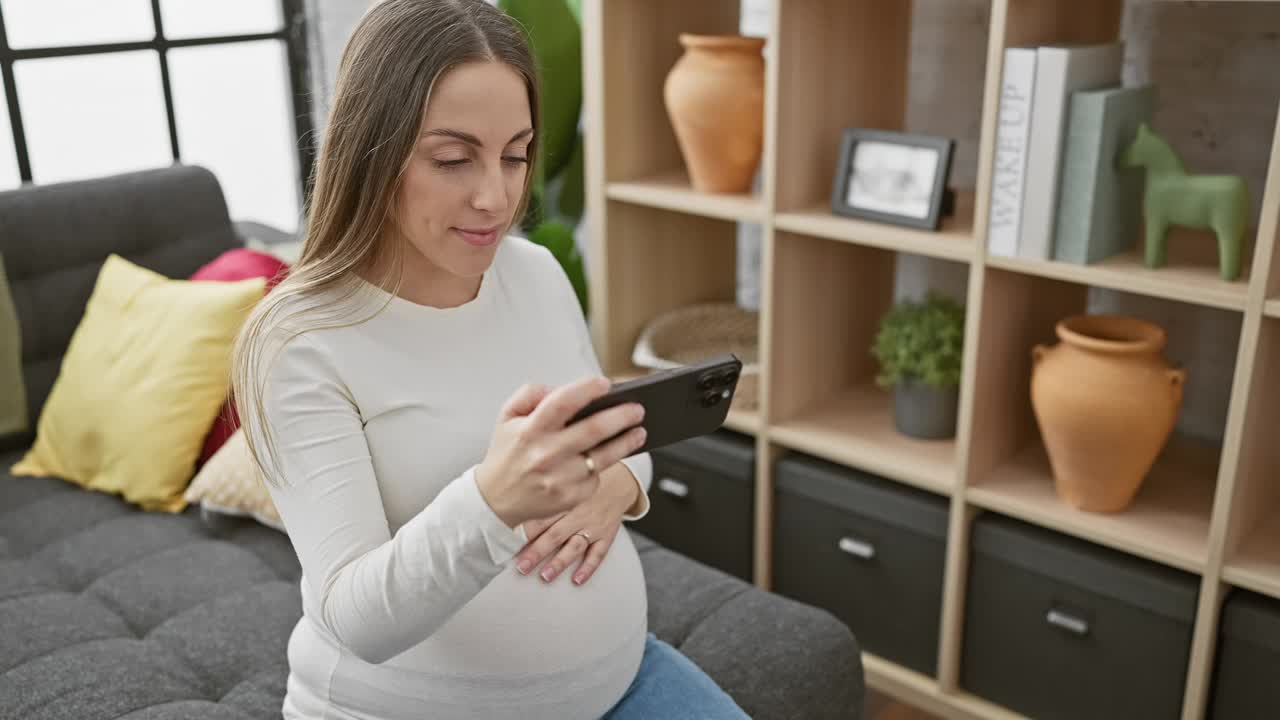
[663,34,765,194]
[1030,315,1186,513]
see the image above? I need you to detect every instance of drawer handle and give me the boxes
[657,477,689,498]
[837,536,876,560]
[1046,609,1089,636]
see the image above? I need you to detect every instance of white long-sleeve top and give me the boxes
[244,236,653,720]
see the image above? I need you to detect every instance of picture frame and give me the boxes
[830,128,955,230]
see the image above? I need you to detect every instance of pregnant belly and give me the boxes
[388,526,649,675]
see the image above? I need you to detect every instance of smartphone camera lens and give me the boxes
[697,374,717,391]
[700,390,723,408]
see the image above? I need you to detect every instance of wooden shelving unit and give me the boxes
[583,1,1280,718]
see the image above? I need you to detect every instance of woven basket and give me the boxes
[631,303,760,410]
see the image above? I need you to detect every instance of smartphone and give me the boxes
[568,353,743,456]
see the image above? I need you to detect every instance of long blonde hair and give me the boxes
[231,0,540,486]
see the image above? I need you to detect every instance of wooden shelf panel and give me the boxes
[862,654,945,719]
[1265,298,1280,318]
[984,249,1250,312]
[946,692,1027,720]
[967,438,1219,574]
[769,384,956,495]
[606,171,764,223]
[863,653,1023,720]
[1224,507,1280,602]
[1222,320,1280,600]
[595,203,739,374]
[774,190,975,263]
[723,406,761,436]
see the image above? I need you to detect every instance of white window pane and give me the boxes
[0,83,20,190]
[169,40,300,233]
[1,0,155,49]
[16,51,172,184]
[159,0,284,40]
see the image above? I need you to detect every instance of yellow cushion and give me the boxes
[184,428,284,531]
[10,254,266,512]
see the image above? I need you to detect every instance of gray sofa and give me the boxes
[0,165,864,719]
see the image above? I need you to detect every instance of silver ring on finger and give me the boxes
[582,452,598,477]
[573,530,592,544]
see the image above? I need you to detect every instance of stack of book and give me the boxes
[986,41,1155,265]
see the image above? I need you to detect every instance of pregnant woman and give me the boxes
[229,1,749,718]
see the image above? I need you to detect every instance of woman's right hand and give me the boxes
[474,377,647,529]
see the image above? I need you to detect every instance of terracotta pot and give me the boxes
[663,34,765,193]
[1030,315,1186,513]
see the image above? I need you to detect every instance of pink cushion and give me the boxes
[191,247,289,291]
[190,248,291,467]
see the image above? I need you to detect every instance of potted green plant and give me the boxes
[871,292,965,440]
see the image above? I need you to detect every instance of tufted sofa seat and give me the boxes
[0,467,302,720]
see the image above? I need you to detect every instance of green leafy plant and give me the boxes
[526,219,587,313]
[871,292,966,388]
[498,0,590,316]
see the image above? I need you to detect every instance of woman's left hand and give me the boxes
[514,465,638,585]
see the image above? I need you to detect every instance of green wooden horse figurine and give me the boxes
[1119,122,1250,281]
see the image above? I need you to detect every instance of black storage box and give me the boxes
[772,452,949,676]
[631,429,755,582]
[961,511,1199,720]
[1209,587,1280,718]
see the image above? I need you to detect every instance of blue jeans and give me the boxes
[602,632,751,719]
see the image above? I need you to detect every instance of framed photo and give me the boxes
[830,128,955,230]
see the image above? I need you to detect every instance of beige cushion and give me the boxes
[0,253,27,435]
[184,428,284,532]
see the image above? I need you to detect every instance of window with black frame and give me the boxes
[0,0,314,234]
